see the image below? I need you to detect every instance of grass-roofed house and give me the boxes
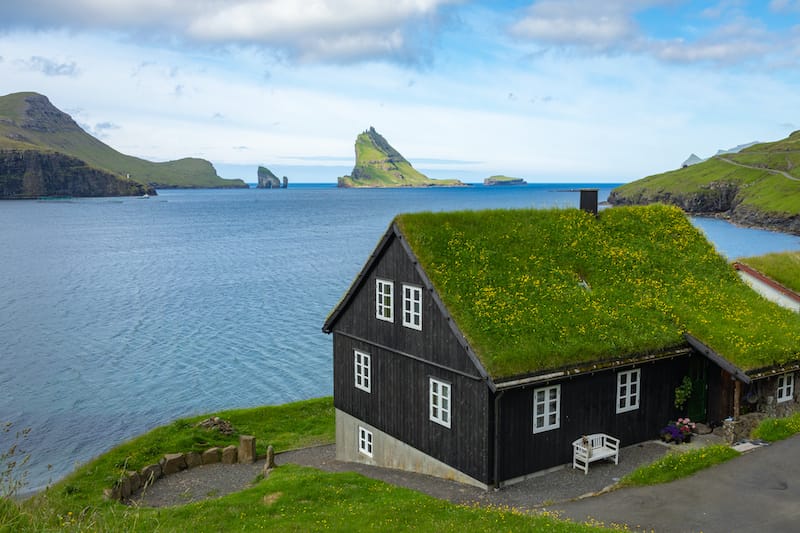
[323,198,800,489]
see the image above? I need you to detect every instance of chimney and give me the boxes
[579,188,598,216]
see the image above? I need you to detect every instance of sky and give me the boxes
[0,0,799,184]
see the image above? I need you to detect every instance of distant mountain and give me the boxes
[610,131,800,235]
[680,142,758,168]
[337,127,465,188]
[715,141,759,156]
[681,153,703,167]
[0,92,246,198]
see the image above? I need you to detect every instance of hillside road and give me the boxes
[718,155,800,182]
[550,434,800,533]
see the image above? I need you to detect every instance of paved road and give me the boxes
[718,156,800,182]
[551,434,800,533]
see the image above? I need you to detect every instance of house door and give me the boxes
[686,357,708,422]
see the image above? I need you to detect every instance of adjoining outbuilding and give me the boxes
[323,199,800,489]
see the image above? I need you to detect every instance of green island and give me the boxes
[609,130,800,234]
[483,175,527,186]
[738,251,800,294]
[337,127,465,188]
[0,398,607,532]
[0,92,246,198]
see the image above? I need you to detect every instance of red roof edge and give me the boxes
[733,262,800,304]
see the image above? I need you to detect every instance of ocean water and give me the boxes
[1,184,798,492]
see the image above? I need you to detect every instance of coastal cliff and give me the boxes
[610,131,800,235]
[338,127,465,188]
[0,91,246,198]
[0,150,152,198]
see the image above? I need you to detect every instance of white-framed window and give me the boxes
[533,385,560,433]
[429,377,451,428]
[354,350,371,393]
[777,373,795,403]
[402,284,423,330]
[358,426,373,457]
[616,368,641,413]
[376,279,394,322]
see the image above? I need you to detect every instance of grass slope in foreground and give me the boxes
[0,91,246,191]
[609,130,800,233]
[338,127,464,188]
[1,398,608,532]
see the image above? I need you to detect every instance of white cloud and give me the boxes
[510,0,794,68]
[700,0,746,19]
[509,0,679,52]
[770,0,800,12]
[19,56,79,77]
[0,0,461,64]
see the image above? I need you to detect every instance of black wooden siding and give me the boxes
[330,231,492,483]
[333,333,492,483]
[331,233,483,377]
[707,367,734,424]
[496,353,693,481]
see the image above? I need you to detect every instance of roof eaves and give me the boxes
[746,362,800,381]
[493,345,693,390]
[683,333,751,384]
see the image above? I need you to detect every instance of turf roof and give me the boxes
[395,204,800,379]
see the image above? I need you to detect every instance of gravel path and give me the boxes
[132,436,724,510]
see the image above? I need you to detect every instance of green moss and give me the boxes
[396,205,800,378]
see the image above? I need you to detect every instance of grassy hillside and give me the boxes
[1,398,607,532]
[0,92,246,190]
[610,131,800,233]
[338,127,464,187]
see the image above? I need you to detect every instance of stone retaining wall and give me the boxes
[722,399,800,444]
[104,435,260,502]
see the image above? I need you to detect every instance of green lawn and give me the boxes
[1,398,611,532]
[618,445,740,487]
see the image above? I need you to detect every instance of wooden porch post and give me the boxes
[733,380,741,418]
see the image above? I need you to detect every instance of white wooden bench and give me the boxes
[572,433,619,474]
